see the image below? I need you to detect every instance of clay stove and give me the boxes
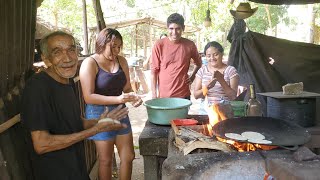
[161,104,320,180]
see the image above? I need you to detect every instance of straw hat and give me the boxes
[230,2,258,19]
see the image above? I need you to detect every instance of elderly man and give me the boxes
[151,13,202,99]
[21,31,128,180]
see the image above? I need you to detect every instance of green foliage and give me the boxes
[126,0,135,8]
[247,4,290,34]
[38,0,96,44]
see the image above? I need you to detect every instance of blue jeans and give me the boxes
[85,104,132,141]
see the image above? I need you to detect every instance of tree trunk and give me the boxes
[308,4,315,43]
[82,0,88,55]
[92,0,106,32]
[53,10,58,30]
[264,5,272,34]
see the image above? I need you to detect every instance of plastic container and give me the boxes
[230,101,246,117]
[144,98,192,125]
[171,119,198,126]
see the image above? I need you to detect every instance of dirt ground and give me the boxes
[112,70,201,180]
[112,96,148,180]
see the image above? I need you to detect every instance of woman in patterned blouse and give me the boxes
[193,41,239,113]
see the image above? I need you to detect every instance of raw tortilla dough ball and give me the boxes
[98,118,120,124]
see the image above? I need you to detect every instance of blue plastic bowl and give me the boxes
[144,98,192,125]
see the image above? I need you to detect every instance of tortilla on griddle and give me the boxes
[225,133,247,141]
[248,139,272,144]
[241,131,265,140]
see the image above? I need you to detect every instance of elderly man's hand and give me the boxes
[95,105,129,133]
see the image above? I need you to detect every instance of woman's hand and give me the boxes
[117,93,136,103]
[213,70,224,82]
[131,95,143,107]
[207,78,217,89]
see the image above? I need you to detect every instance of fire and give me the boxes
[208,105,221,126]
[206,105,220,137]
[216,137,277,152]
[206,104,278,152]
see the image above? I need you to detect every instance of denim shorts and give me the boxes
[85,104,132,141]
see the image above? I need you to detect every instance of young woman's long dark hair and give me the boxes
[95,28,123,54]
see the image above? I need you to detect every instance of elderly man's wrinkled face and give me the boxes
[45,35,78,80]
[167,23,184,42]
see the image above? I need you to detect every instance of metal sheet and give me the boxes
[212,116,311,146]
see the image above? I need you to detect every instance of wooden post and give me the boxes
[92,0,106,32]
[82,0,89,55]
[130,31,133,56]
[143,34,147,59]
[135,25,138,56]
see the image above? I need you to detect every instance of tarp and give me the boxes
[249,0,320,5]
[228,30,320,108]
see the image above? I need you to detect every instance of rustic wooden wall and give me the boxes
[0,1,97,179]
[0,0,37,179]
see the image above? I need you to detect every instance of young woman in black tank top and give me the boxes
[79,28,142,180]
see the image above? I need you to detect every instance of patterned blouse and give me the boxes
[196,65,239,105]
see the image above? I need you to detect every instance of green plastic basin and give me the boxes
[144,98,192,125]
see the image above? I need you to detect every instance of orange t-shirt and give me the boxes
[151,37,201,98]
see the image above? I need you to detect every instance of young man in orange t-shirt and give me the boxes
[151,13,202,99]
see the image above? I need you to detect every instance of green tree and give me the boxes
[246,4,290,35]
[38,0,96,45]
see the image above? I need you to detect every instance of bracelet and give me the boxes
[202,86,208,97]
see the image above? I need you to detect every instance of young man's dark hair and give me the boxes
[167,13,185,30]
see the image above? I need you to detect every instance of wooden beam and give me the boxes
[105,17,200,33]
[0,114,20,134]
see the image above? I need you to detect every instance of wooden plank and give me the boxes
[178,138,234,155]
[258,91,320,98]
[89,160,99,180]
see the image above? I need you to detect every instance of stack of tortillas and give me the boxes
[225,131,272,144]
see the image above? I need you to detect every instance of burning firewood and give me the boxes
[173,125,234,155]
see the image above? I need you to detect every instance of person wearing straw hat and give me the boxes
[230,2,258,20]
